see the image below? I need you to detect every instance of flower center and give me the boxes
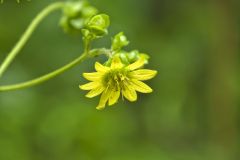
[102,69,129,88]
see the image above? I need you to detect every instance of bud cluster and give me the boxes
[60,0,150,68]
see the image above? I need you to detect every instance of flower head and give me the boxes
[79,56,157,110]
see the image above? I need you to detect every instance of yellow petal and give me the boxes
[131,79,153,93]
[86,86,105,98]
[108,89,121,106]
[79,82,100,90]
[111,56,124,69]
[127,57,145,70]
[130,69,157,81]
[96,87,111,110]
[122,82,137,102]
[83,72,103,81]
[95,62,110,72]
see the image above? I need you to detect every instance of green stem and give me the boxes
[0,53,88,92]
[0,2,65,78]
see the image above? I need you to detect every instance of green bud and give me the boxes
[104,50,150,67]
[86,14,110,37]
[126,50,139,63]
[115,50,149,65]
[119,51,129,65]
[60,0,98,34]
[111,32,129,51]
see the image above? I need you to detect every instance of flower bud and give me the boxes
[119,51,129,65]
[126,50,150,64]
[60,0,98,34]
[86,14,110,37]
[111,32,129,51]
[108,50,150,66]
[126,50,139,63]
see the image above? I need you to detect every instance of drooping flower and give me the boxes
[79,56,157,110]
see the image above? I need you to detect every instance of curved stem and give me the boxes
[0,2,65,78]
[0,53,88,92]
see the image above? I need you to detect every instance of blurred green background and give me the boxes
[0,0,240,160]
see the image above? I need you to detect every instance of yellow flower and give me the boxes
[79,56,157,110]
